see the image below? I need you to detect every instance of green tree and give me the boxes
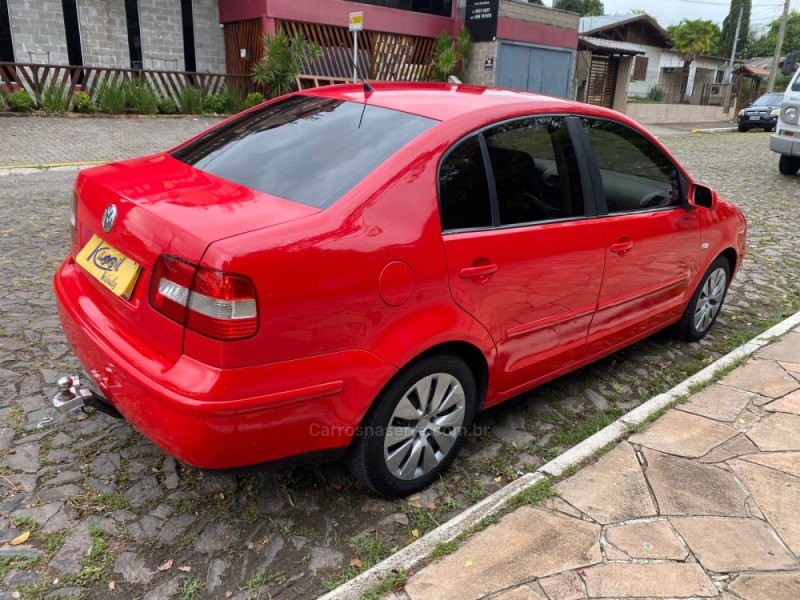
[250,30,321,98]
[718,0,751,60]
[751,10,800,58]
[553,0,604,17]
[670,19,718,102]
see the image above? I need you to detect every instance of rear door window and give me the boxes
[172,95,437,208]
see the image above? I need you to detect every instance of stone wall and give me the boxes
[498,0,579,30]
[8,0,69,65]
[192,0,225,73]
[137,0,184,70]
[462,40,498,87]
[78,0,129,68]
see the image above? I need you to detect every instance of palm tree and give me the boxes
[670,19,717,103]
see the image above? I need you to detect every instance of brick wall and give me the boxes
[138,0,184,70]
[498,0,579,30]
[78,0,129,68]
[8,0,69,65]
[462,41,498,87]
[192,0,225,73]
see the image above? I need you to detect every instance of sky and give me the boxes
[546,0,800,32]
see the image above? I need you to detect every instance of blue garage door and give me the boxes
[496,42,573,98]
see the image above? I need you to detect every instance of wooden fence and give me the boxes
[0,62,257,111]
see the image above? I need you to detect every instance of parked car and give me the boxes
[738,92,784,132]
[53,83,747,497]
[770,51,800,175]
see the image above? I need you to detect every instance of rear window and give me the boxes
[171,95,437,208]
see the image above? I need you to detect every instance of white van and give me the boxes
[770,51,800,175]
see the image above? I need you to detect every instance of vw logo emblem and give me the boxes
[102,205,117,233]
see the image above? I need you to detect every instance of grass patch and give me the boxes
[237,572,277,592]
[11,516,40,533]
[323,533,392,590]
[508,478,557,509]
[358,570,408,600]
[65,526,113,585]
[429,540,459,559]
[46,528,69,555]
[179,577,205,600]
[66,491,129,517]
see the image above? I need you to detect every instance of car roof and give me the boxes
[300,82,618,123]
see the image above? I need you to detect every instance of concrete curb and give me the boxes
[0,164,98,176]
[690,126,737,133]
[322,308,800,600]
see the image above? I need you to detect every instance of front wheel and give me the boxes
[675,257,731,341]
[778,154,800,176]
[346,354,477,497]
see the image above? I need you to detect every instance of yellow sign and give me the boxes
[349,11,363,31]
[76,235,141,298]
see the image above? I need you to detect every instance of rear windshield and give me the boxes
[171,95,437,208]
[753,93,783,106]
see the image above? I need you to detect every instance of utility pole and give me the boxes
[767,0,792,92]
[725,4,744,84]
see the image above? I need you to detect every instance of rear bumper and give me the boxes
[770,132,800,156]
[54,258,397,469]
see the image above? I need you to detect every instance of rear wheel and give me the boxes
[778,154,800,175]
[676,256,730,341]
[347,354,477,497]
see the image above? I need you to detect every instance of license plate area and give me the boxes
[75,235,141,298]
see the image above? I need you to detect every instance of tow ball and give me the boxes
[51,375,123,419]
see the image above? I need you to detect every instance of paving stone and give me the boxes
[729,459,800,555]
[11,502,62,527]
[719,359,799,398]
[308,547,344,576]
[746,413,800,451]
[38,484,81,502]
[161,455,180,490]
[7,474,37,493]
[678,384,754,422]
[158,514,197,544]
[46,449,76,462]
[7,569,42,586]
[538,571,585,600]
[114,551,155,584]
[142,575,184,600]
[671,516,796,572]
[727,571,800,600]
[643,448,748,516]
[493,586,548,600]
[5,442,39,472]
[256,533,284,572]
[405,507,600,600]
[195,521,236,553]
[124,475,161,507]
[779,361,800,375]
[502,413,526,430]
[149,503,174,521]
[45,587,84,598]
[699,433,760,463]
[581,563,716,598]
[629,410,738,458]
[86,515,117,537]
[734,409,762,430]
[48,522,93,574]
[605,519,689,560]
[741,451,800,478]
[206,558,229,594]
[44,470,83,487]
[763,390,800,415]
[127,515,163,541]
[90,453,120,477]
[756,332,800,363]
[491,425,535,447]
[556,443,656,524]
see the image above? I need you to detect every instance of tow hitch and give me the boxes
[51,375,124,419]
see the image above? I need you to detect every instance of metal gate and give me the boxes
[586,55,618,108]
[496,42,573,98]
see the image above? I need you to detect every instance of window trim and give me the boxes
[571,116,690,217]
[437,113,598,234]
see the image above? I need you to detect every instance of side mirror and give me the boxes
[783,51,798,76]
[690,183,717,210]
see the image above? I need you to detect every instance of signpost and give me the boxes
[349,11,363,82]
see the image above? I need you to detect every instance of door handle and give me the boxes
[460,264,498,279]
[610,238,634,254]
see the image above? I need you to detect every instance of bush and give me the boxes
[177,85,203,115]
[96,79,128,114]
[203,93,226,114]
[6,89,35,112]
[220,86,245,114]
[647,86,665,102]
[40,83,70,113]
[245,92,265,109]
[72,91,96,114]
[126,80,158,114]
[250,30,321,98]
[157,96,177,115]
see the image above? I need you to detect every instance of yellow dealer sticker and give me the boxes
[76,235,141,298]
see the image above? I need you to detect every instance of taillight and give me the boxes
[149,255,258,340]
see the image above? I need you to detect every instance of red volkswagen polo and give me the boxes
[54,83,746,496]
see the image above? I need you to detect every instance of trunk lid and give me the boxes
[72,154,319,361]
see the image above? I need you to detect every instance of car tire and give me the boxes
[675,256,731,342]
[778,154,800,176]
[737,124,748,132]
[346,354,477,497]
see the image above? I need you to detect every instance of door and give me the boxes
[496,42,573,98]
[586,55,618,108]
[579,118,701,354]
[439,116,604,395]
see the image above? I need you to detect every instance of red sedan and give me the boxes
[54,83,746,496]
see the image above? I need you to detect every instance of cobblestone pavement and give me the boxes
[0,116,223,167]
[0,129,798,599]
[405,330,800,600]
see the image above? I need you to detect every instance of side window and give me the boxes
[581,118,681,213]
[484,117,584,226]
[439,135,492,231]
